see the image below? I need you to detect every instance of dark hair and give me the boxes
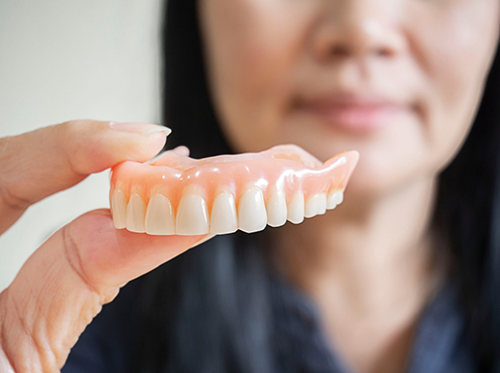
[135,0,500,371]
[433,44,500,369]
[161,0,231,158]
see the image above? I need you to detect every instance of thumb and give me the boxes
[0,209,207,372]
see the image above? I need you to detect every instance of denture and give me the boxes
[110,143,359,235]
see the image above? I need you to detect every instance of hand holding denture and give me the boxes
[0,120,358,372]
[0,121,206,372]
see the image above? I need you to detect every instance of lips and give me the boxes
[295,92,410,132]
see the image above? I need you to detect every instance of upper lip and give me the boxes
[295,90,408,110]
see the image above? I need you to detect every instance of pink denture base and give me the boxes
[110,144,359,210]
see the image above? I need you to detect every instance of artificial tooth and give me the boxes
[145,194,175,235]
[327,190,344,210]
[317,194,327,215]
[238,187,268,233]
[111,189,127,229]
[266,190,287,227]
[287,190,304,224]
[176,194,209,235]
[126,193,146,233]
[210,192,238,234]
[305,193,327,218]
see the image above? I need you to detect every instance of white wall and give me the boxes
[0,0,163,290]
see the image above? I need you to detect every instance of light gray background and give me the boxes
[0,0,163,290]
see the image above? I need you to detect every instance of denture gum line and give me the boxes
[110,144,359,236]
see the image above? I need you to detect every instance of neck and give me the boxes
[272,175,448,373]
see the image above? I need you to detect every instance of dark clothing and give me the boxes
[63,254,474,373]
[271,277,474,373]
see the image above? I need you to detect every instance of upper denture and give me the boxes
[110,144,359,235]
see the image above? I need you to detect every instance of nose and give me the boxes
[311,0,406,62]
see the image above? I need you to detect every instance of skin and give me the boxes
[198,0,500,372]
[0,121,209,372]
[0,1,498,373]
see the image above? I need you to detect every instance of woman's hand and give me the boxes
[0,120,208,372]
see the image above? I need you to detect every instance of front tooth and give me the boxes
[176,194,209,235]
[145,194,175,235]
[126,193,146,233]
[287,190,304,224]
[238,187,267,233]
[111,189,127,229]
[210,192,238,234]
[305,193,325,218]
[266,190,287,227]
[327,190,344,210]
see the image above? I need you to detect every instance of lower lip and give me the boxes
[299,104,406,133]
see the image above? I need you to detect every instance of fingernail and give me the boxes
[110,122,172,137]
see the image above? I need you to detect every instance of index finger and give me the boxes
[0,120,170,234]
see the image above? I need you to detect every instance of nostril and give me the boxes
[376,48,393,57]
[327,45,394,59]
[329,45,350,58]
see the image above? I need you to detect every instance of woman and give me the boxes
[1,0,499,372]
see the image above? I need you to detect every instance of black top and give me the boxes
[62,249,474,373]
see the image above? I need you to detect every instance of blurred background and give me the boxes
[0,0,163,290]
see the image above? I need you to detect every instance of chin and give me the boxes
[344,166,395,198]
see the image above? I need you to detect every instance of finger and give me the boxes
[0,209,210,372]
[0,120,170,233]
[64,209,207,291]
[170,145,190,157]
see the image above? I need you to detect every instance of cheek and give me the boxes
[199,0,500,199]
[409,0,500,172]
[199,0,315,152]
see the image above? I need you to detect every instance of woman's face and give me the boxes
[198,0,499,197]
